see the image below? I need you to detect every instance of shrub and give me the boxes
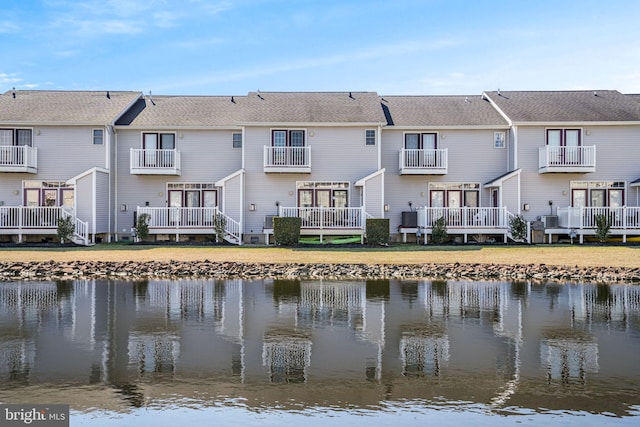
[273,216,301,246]
[509,214,527,242]
[431,216,448,244]
[594,214,611,243]
[214,212,227,243]
[56,216,75,244]
[135,213,151,242]
[366,218,389,246]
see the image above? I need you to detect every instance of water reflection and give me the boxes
[0,279,639,423]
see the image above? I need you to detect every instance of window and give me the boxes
[571,181,625,207]
[546,129,581,165]
[93,129,104,145]
[232,133,242,148]
[365,129,376,146]
[494,132,505,148]
[272,130,305,147]
[22,181,74,208]
[143,132,176,149]
[0,128,32,146]
[404,132,437,149]
[428,183,480,207]
[296,181,349,207]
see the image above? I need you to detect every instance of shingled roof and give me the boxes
[380,95,509,127]
[118,95,249,128]
[483,90,640,123]
[0,90,142,125]
[240,91,387,124]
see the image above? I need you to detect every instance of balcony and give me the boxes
[0,145,38,173]
[130,148,181,175]
[538,145,596,173]
[399,148,447,175]
[416,206,512,243]
[264,146,311,173]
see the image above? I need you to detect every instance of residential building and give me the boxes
[0,90,142,243]
[1,88,639,245]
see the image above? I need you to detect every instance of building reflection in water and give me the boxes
[0,279,639,417]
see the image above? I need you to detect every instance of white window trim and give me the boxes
[365,129,376,146]
[92,128,104,145]
[494,131,505,149]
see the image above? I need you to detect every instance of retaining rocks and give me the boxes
[0,260,639,283]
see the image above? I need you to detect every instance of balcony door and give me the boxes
[547,129,581,165]
[143,133,175,167]
[168,187,217,226]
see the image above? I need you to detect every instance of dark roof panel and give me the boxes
[484,90,640,122]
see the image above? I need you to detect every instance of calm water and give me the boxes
[0,279,639,426]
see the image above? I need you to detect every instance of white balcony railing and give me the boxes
[417,207,509,229]
[0,206,90,244]
[0,145,38,173]
[399,148,447,174]
[0,206,62,229]
[264,146,311,172]
[279,206,365,229]
[130,148,181,175]
[557,206,640,229]
[137,206,241,244]
[538,145,596,172]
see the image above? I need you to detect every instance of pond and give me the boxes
[0,279,639,426]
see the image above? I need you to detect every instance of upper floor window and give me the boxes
[546,129,581,147]
[143,132,175,150]
[365,129,376,146]
[93,129,104,145]
[494,132,505,148]
[0,128,32,146]
[405,132,437,149]
[272,130,305,147]
[232,133,242,148]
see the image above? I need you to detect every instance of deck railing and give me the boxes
[539,145,596,170]
[417,207,508,228]
[264,146,311,169]
[0,145,38,170]
[0,206,62,229]
[278,206,365,229]
[400,148,447,171]
[137,206,241,243]
[557,206,640,229]
[130,149,181,173]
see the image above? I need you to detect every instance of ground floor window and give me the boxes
[296,181,349,208]
[23,181,74,207]
[570,181,625,208]
[167,183,218,208]
[428,183,480,207]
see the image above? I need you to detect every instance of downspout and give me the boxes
[512,125,518,170]
[377,124,382,171]
[114,128,119,242]
[106,125,112,242]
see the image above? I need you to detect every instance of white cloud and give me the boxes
[0,20,20,33]
[0,73,23,84]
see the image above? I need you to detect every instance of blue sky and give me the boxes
[1,0,639,95]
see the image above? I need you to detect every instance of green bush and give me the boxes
[509,214,528,242]
[135,213,150,242]
[56,216,75,244]
[213,212,227,243]
[273,216,302,246]
[366,218,389,245]
[594,214,611,243]
[431,216,448,244]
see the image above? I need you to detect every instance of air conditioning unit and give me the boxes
[401,211,418,228]
[264,215,275,229]
[541,215,558,228]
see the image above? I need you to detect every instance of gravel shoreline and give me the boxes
[1,260,639,283]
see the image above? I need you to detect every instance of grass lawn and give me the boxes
[0,243,639,268]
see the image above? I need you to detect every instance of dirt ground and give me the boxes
[1,244,639,268]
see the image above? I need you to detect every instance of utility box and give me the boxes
[540,215,558,228]
[531,220,545,244]
[401,211,418,228]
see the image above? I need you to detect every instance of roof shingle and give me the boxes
[483,90,640,122]
[0,90,142,124]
